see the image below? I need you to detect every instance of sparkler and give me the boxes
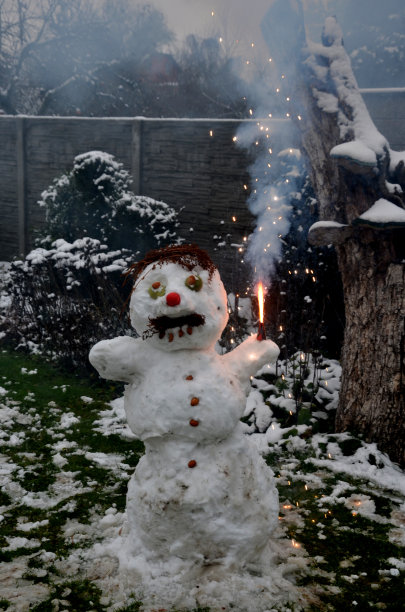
[256,282,266,341]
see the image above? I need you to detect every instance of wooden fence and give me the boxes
[0,115,295,292]
[1,89,404,291]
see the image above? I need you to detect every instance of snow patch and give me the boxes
[356,198,405,225]
[331,140,377,166]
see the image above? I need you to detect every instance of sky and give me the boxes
[144,0,271,42]
[136,0,404,280]
[139,0,278,64]
[133,0,405,61]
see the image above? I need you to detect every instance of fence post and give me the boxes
[16,116,27,257]
[131,118,143,194]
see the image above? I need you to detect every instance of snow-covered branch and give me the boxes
[300,16,405,241]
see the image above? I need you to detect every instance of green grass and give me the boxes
[0,349,123,412]
[268,442,405,611]
[0,349,143,576]
[30,579,105,611]
[0,348,404,611]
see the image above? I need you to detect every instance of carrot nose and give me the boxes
[166,292,181,307]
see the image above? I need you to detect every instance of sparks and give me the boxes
[257,282,266,341]
[257,282,264,324]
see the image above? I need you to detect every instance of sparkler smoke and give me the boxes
[236,121,302,285]
[167,0,402,290]
[235,0,304,286]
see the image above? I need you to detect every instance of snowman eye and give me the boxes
[148,281,166,299]
[185,274,203,292]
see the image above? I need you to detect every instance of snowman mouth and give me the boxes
[145,313,206,340]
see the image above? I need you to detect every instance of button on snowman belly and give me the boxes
[186,376,199,465]
[124,362,245,442]
[181,372,240,440]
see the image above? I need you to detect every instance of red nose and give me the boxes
[166,292,181,307]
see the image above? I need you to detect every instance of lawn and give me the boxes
[0,349,404,611]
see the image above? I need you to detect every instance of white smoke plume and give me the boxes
[236,120,301,285]
[145,0,405,284]
[235,0,305,285]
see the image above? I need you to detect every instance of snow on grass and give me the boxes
[0,348,404,611]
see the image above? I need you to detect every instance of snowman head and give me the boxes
[128,244,228,351]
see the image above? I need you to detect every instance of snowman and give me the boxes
[89,244,280,591]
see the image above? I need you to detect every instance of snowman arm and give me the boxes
[222,335,279,387]
[89,335,146,383]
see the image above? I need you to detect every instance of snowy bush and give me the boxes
[2,151,182,369]
[245,352,341,435]
[37,150,179,252]
[2,238,134,369]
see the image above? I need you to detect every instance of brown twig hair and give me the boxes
[124,243,217,289]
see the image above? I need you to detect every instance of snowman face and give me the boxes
[129,261,228,351]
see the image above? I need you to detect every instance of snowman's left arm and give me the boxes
[222,335,279,389]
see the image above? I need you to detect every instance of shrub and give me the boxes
[245,352,341,435]
[2,238,133,369]
[2,151,181,369]
[37,150,179,251]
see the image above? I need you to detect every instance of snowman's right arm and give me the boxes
[89,336,147,383]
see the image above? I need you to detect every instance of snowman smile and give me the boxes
[147,313,206,339]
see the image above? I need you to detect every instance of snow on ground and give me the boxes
[0,258,404,609]
[0,349,404,611]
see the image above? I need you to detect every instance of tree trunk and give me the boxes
[336,231,405,465]
[261,0,405,466]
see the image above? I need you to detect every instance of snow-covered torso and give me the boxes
[124,346,246,442]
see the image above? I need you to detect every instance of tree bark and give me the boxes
[336,231,405,465]
[262,0,405,466]
[297,28,405,467]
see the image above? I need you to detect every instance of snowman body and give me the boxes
[89,255,280,573]
[124,348,245,442]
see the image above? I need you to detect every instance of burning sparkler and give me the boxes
[256,282,266,341]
